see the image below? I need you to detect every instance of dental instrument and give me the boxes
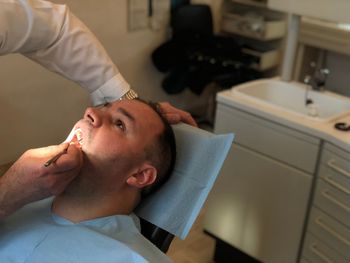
[44,146,69,167]
[44,131,81,167]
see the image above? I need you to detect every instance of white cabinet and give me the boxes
[204,103,318,263]
[302,143,350,262]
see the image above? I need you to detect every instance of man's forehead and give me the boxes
[111,99,150,112]
[111,100,163,127]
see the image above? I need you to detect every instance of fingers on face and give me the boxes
[54,144,83,172]
[25,143,70,159]
[43,146,82,195]
[54,168,80,195]
[42,144,82,174]
[43,167,80,196]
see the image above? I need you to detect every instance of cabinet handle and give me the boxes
[310,243,333,263]
[327,159,350,179]
[315,217,350,247]
[322,190,350,212]
[323,176,350,195]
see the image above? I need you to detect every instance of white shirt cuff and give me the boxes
[90,73,130,106]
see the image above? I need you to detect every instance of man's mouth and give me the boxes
[74,128,83,146]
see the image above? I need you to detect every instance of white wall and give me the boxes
[0,0,187,164]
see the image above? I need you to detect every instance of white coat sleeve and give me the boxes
[0,0,130,105]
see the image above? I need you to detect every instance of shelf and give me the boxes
[242,48,281,71]
[221,0,285,75]
[221,13,286,41]
[231,0,267,8]
[299,17,350,56]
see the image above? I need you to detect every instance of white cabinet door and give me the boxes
[214,104,320,174]
[204,144,312,263]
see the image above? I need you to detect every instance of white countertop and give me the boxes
[217,89,350,152]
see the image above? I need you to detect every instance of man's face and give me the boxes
[72,100,163,175]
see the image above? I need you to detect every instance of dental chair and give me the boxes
[135,123,234,253]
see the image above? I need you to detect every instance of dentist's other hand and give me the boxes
[158,102,198,127]
[0,143,82,219]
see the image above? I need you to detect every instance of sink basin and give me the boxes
[231,78,350,122]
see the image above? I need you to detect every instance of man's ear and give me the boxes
[126,163,157,189]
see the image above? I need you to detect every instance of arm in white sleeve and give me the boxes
[0,0,130,105]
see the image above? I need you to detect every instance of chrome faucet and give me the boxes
[304,62,330,91]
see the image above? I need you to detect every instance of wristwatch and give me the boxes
[120,89,138,100]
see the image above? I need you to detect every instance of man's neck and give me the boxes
[52,170,139,223]
[52,194,134,223]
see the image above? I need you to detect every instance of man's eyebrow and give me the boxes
[117,107,135,122]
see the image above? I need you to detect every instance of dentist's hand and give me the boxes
[158,102,198,127]
[0,143,82,220]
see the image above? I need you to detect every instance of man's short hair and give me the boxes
[138,100,176,198]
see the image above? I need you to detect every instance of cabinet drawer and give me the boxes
[314,179,350,228]
[323,143,350,161]
[214,105,320,173]
[308,207,350,260]
[302,232,349,263]
[221,12,285,40]
[242,48,281,71]
[319,147,350,200]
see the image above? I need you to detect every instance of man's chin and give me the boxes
[59,172,84,197]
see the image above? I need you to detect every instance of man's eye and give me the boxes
[115,119,125,131]
[103,102,110,107]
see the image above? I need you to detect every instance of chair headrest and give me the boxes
[135,123,234,239]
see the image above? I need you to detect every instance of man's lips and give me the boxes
[65,119,90,145]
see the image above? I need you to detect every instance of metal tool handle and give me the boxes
[44,148,68,167]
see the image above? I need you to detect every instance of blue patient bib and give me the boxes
[0,198,171,263]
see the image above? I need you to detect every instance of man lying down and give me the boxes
[0,99,176,263]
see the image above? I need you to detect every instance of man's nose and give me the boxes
[84,107,102,127]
